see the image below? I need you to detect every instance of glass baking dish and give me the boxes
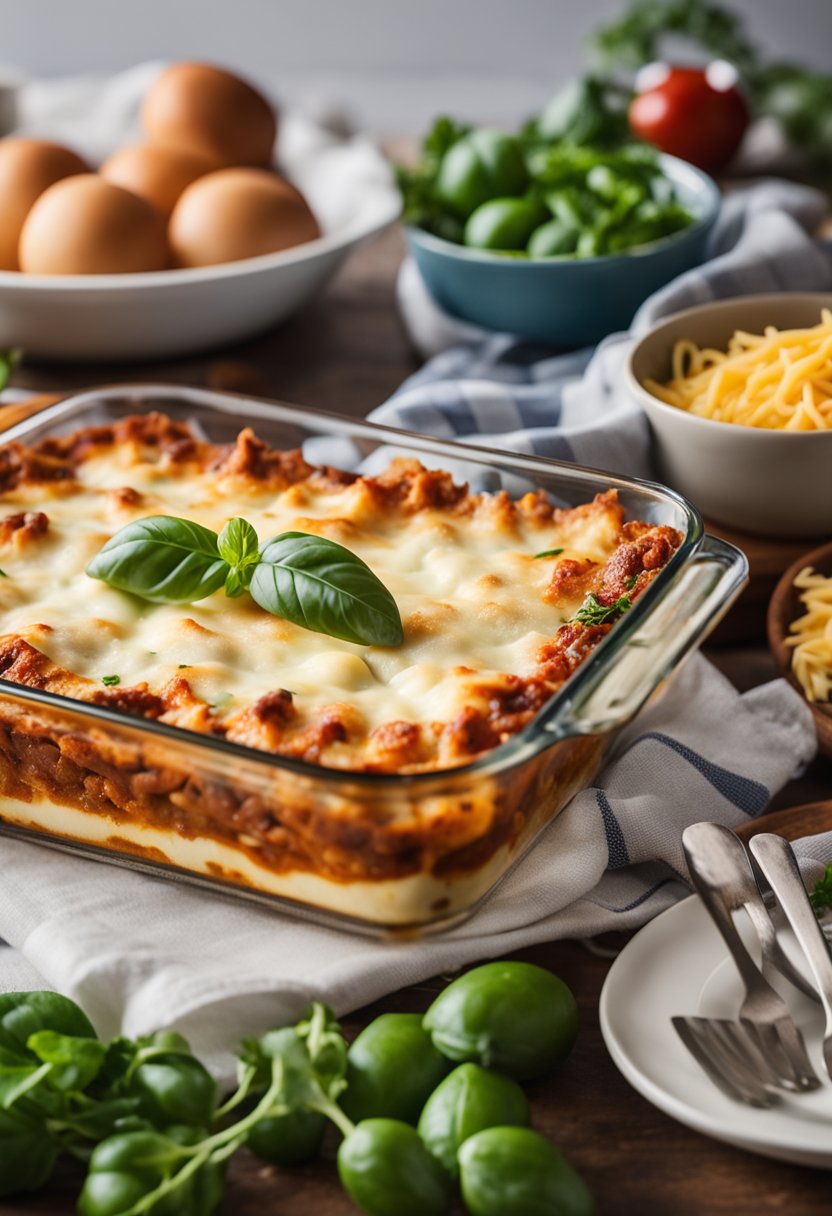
[0,385,747,935]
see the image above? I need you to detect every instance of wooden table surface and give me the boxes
[9,224,832,1215]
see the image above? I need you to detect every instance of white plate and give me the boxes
[0,120,401,362]
[599,894,832,1167]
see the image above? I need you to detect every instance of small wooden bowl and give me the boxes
[768,539,832,758]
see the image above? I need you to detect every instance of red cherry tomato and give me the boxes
[629,64,750,175]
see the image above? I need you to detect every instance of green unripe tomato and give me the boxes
[83,1130,178,1174]
[341,1012,450,1125]
[77,1171,155,1216]
[423,961,578,1080]
[337,1119,453,1216]
[436,129,528,219]
[459,1126,595,1216]
[246,1107,326,1166]
[0,1108,58,1198]
[528,219,580,257]
[464,197,546,251]
[417,1062,529,1177]
[132,1054,217,1128]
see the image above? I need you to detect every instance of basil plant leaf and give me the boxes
[86,516,229,604]
[26,1030,107,1092]
[250,532,404,647]
[224,566,253,598]
[219,517,260,598]
[218,516,260,569]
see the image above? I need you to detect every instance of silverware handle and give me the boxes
[750,834,832,1021]
[683,822,772,993]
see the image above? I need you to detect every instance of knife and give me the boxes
[749,833,832,1081]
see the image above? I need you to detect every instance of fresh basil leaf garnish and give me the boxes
[250,532,404,647]
[219,517,261,597]
[224,567,252,598]
[86,516,229,604]
[534,548,564,559]
[218,517,260,569]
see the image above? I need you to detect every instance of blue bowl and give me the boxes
[406,154,720,347]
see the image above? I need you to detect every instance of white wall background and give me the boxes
[2,0,830,132]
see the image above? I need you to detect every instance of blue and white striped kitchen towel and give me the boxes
[0,181,822,1071]
[375,179,832,479]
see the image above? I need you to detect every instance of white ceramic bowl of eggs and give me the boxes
[0,64,401,361]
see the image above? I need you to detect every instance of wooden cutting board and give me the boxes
[735,800,832,843]
[0,393,62,432]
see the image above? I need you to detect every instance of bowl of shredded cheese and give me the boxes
[628,293,832,536]
[768,540,832,758]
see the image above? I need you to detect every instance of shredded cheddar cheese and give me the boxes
[646,310,832,431]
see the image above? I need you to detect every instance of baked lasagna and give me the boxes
[0,411,681,925]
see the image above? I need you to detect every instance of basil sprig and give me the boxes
[87,515,404,648]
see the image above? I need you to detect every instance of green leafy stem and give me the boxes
[86,515,404,648]
[0,991,356,1216]
[810,864,832,919]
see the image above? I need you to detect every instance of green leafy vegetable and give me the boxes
[535,75,630,147]
[810,864,832,918]
[0,970,591,1214]
[534,548,564,559]
[87,517,404,648]
[101,675,121,687]
[591,0,832,163]
[398,116,693,258]
[218,517,261,599]
[591,0,758,77]
[0,349,21,396]
[86,516,228,605]
[250,532,404,647]
[573,592,633,625]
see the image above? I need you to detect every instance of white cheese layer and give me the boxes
[0,442,622,751]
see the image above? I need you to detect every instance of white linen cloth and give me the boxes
[0,656,815,1077]
[0,68,822,1075]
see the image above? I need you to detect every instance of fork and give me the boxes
[682,822,820,1094]
[671,1015,776,1108]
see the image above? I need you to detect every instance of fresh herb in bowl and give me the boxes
[398,121,695,259]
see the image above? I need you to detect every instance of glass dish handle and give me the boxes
[545,535,749,739]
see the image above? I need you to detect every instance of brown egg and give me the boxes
[100,142,222,219]
[0,138,88,270]
[142,63,277,168]
[19,175,169,275]
[168,168,320,268]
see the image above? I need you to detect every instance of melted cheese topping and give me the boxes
[0,418,655,771]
